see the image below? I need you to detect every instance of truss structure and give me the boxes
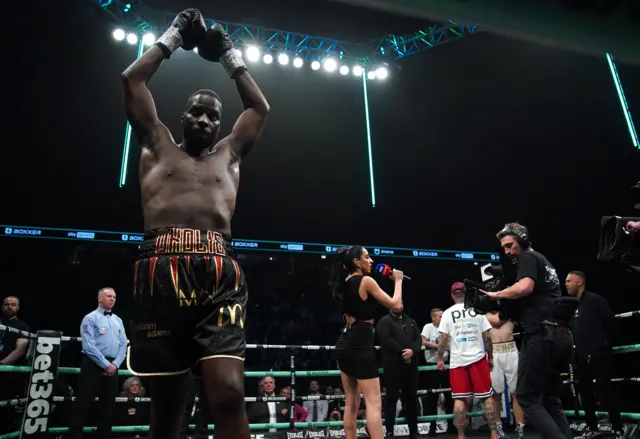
[93,0,476,66]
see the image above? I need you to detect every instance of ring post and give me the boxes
[19,330,62,439]
[289,355,296,429]
[568,363,581,418]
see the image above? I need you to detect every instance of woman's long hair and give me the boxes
[328,245,364,304]
[120,377,146,397]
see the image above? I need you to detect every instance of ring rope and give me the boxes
[1,310,638,438]
[2,306,638,347]
[1,343,639,377]
[2,410,640,439]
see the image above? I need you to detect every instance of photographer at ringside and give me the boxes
[481,223,574,439]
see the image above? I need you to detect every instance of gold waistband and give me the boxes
[494,340,517,353]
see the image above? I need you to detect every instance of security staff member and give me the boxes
[483,223,573,439]
[566,271,623,439]
[66,288,127,439]
[377,307,422,439]
[0,295,30,434]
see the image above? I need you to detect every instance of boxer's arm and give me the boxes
[482,329,493,361]
[229,70,270,160]
[121,45,166,147]
[81,315,110,369]
[437,333,450,362]
[113,318,128,368]
[486,312,505,328]
[0,338,28,365]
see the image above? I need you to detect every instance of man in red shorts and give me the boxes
[437,282,504,439]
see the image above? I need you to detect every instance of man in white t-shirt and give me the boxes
[422,308,453,435]
[437,282,503,439]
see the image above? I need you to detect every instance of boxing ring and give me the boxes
[1,310,640,439]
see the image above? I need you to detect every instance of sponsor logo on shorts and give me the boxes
[134,322,172,338]
[156,228,226,255]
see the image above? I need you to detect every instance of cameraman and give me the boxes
[482,223,573,439]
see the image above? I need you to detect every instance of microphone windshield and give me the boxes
[375,263,391,277]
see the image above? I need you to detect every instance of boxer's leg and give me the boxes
[149,374,192,439]
[200,357,249,439]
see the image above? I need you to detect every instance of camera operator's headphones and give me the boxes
[498,223,531,249]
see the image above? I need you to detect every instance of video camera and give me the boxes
[463,263,515,319]
[597,181,640,274]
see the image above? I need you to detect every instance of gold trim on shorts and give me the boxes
[197,354,245,364]
[493,340,517,354]
[126,345,191,377]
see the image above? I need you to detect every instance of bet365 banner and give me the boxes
[20,331,62,439]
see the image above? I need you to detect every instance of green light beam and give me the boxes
[361,68,376,207]
[606,53,638,148]
[119,39,146,187]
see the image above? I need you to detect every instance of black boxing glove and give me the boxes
[155,8,206,58]
[198,23,247,78]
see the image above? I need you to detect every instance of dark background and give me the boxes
[6,0,640,364]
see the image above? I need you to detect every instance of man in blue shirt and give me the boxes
[66,288,128,439]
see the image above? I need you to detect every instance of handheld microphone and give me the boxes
[375,263,412,280]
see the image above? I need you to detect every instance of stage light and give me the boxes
[263,54,273,64]
[142,33,155,46]
[311,61,321,70]
[112,29,125,41]
[376,67,388,80]
[293,57,304,68]
[352,65,363,77]
[367,70,376,80]
[126,33,138,45]
[278,53,289,65]
[246,45,260,62]
[194,47,199,54]
[323,58,337,73]
[339,65,349,75]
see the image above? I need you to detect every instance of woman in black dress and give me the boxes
[329,246,404,439]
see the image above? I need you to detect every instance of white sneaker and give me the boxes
[575,428,599,439]
[496,422,509,439]
[515,424,524,439]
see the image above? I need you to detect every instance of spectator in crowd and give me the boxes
[0,296,30,365]
[328,388,345,421]
[118,377,150,429]
[303,380,329,422]
[247,375,288,429]
[65,287,127,439]
[0,295,30,433]
[422,308,453,435]
[325,385,334,395]
[280,386,308,422]
[120,377,146,398]
[257,378,264,395]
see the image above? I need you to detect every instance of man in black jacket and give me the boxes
[483,223,573,439]
[566,271,623,439]
[377,309,422,438]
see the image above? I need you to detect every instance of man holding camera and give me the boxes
[482,223,573,439]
